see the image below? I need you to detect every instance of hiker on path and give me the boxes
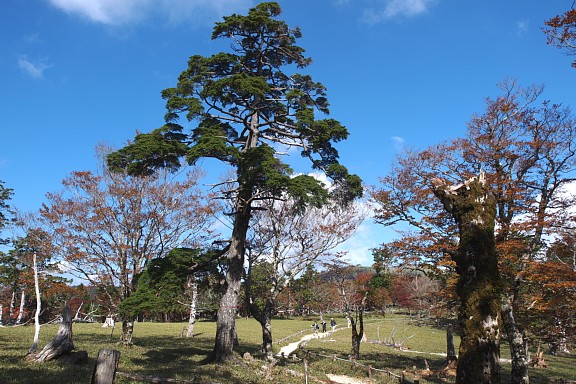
[330,318,336,332]
[312,321,319,335]
[321,320,327,333]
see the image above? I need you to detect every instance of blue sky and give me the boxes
[1,0,574,265]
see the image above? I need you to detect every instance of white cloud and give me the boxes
[337,221,377,266]
[516,20,529,37]
[362,0,437,23]
[391,135,405,151]
[18,56,52,79]
[48,0,254,26]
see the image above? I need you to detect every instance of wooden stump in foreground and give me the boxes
[91,349,121,384]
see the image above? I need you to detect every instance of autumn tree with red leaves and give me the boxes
[526,230,576,355]
[40,146,217,343]
[544,4,576,68]
[371,80,576,384]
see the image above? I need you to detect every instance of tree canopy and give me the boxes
[371,80,576,383]
[0,180,14,247]
[107,2,362,362]
[544,5,576,68]
[41,147,217,317]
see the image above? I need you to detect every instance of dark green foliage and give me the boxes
[0,180,14,246]
[107,124,188,176]
[107,2,362,206]
[244,261,277,312]
[120,248,222,320]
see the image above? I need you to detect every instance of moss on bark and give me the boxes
[433,173,502,384]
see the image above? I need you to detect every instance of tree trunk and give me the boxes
[9,290,15,323]
[502,297,529,384]
[0,304,3,325]
[446,325,458,369]
[211,203,251,363]
[253,297,276,360]
[212,108,259,363]
[433,173,502,384]
[120,317,134,346]
[350,309,364,360]
[15,290,25,325]
[186,275,198,338]
[29,304,74,362]
[30,252,41,354]
[257,312,274,360]
[548,319,570,355]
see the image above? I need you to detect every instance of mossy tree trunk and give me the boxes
[433,172,502,384]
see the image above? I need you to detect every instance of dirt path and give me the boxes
[276,330,333,357]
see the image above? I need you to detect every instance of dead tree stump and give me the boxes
[28,305,74,362]
[91,349,121,384]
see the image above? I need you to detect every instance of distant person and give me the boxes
[321,320,327,333]
[330,318,336,332]
[312,321,319,335]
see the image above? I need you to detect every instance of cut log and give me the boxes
[28,305,74,362]
[91,349,121,384]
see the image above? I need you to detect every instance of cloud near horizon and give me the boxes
[48,0,254,26]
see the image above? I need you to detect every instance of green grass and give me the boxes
[0,315,574,384]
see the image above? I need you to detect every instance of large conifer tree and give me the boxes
[109,2,362,362]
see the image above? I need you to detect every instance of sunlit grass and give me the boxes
[0,315,574,384]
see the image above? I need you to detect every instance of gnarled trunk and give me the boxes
[212,202,251,363]
[350,309,364,360]
[29,304,74,362]
[257,313,274,360]
[433,173,502,384]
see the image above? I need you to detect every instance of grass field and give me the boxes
[0,315,574,384]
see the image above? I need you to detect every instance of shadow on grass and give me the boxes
[0,358,95,384]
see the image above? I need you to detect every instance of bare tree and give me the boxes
[246,197,366,359]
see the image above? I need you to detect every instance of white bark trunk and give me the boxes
[9,291,16,322]
[74,302,83,320]
[15,290,25,325]
[186,277,198,338]
[0,304,3,325]
[30,252,41,353]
